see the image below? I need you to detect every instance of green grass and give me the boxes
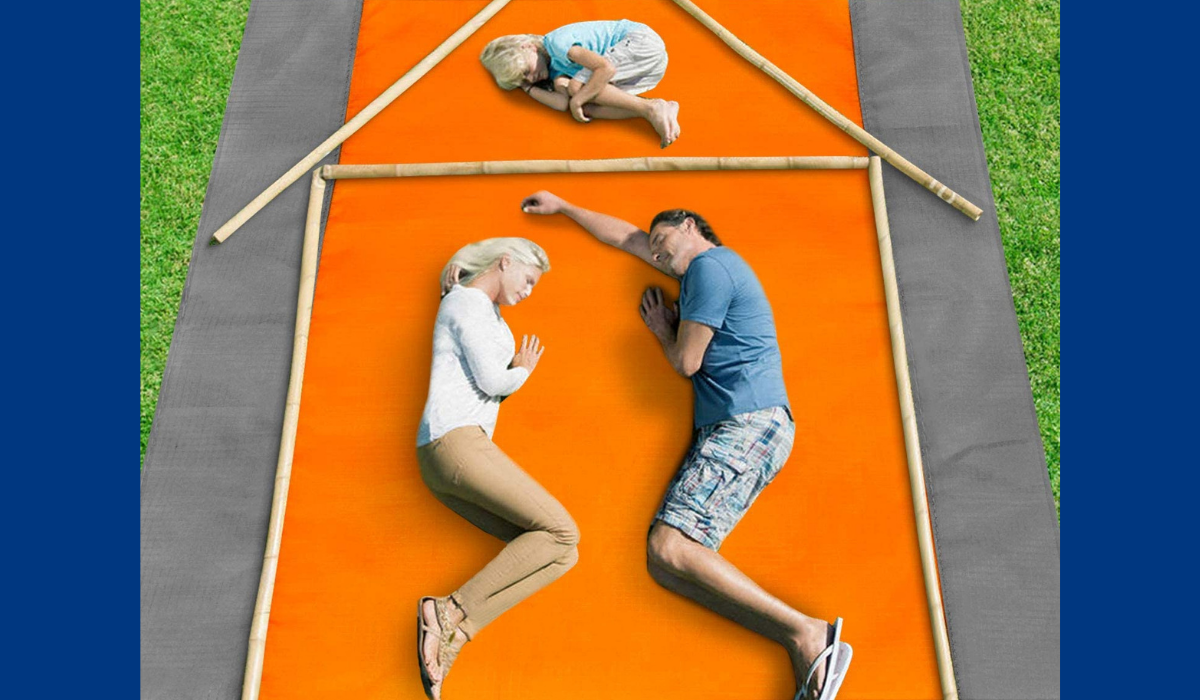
[962,0,1060,516]
[141,0,250,464]
[139,0,1061,518]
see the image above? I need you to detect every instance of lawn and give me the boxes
[140,0,1060,516]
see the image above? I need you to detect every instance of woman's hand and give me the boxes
[520,191,568,215]
[510,334,546,373]
[440,264,462,297]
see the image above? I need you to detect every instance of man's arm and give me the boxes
[639,287,713,378]
[520,190,657,268]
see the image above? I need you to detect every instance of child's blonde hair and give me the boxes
[444,237,551,286]
[480,34,543,90]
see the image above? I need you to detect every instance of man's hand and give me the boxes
[641,287,710,377]
[639,287,679,341]
[510,334,546,373]
[568,97,591,123]
[440,263,462,297]
[521,191,569,215]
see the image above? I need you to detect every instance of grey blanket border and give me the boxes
[141,2,361,698]
[850,1,1060,698]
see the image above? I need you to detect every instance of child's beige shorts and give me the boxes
[573,29,668,95]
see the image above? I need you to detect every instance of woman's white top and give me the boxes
[417,285,529,446]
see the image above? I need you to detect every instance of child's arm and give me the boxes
[522,84,568,112]
[565,46,615,120]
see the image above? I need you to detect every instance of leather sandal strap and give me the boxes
[434,597,465,672]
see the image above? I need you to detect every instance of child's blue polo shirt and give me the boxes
[543,19,651,79]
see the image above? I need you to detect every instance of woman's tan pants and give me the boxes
[417,426,579,639]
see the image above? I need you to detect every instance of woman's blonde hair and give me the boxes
[479,34,542,90]
[444,237,550,287]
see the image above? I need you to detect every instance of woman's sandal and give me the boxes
[417,597,443,698]
[417,596,466,700]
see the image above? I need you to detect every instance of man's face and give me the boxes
[648,220,693,277]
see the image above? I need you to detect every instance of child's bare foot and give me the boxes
[647,99,681,148]
[665,100,681,146]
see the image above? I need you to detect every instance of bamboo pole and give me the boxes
[671,0,983,222]
[322,155,868,179]
[241,170,327,700]
[869,157,958,700]
[210,0,513,244]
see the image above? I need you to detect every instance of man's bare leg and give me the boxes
[647,521,834,699]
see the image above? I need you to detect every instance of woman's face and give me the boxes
[497,259,543,306]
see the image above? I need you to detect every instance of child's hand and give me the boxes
[568,97,591,123]
[520,191,567,215]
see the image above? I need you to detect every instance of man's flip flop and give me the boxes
[797,618,853,700]
[823,642,854,700]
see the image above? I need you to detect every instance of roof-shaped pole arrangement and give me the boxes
[208,0,982,245]
[669,0,982,221]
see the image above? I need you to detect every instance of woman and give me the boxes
[415,238,579,700]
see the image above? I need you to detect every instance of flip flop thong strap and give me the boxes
[802,644,837,697]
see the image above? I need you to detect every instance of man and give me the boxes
[519,191,852,700]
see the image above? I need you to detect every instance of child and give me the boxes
[480,20,682,148]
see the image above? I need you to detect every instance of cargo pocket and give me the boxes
[679,457,740,512]
[697,419,756,474]
[682,425,753,513]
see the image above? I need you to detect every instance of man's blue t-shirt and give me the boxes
[542,19,650,79]
[679,247,790,428]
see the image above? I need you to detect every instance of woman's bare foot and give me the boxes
[787,619,834,700]
[646,99,681,148]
